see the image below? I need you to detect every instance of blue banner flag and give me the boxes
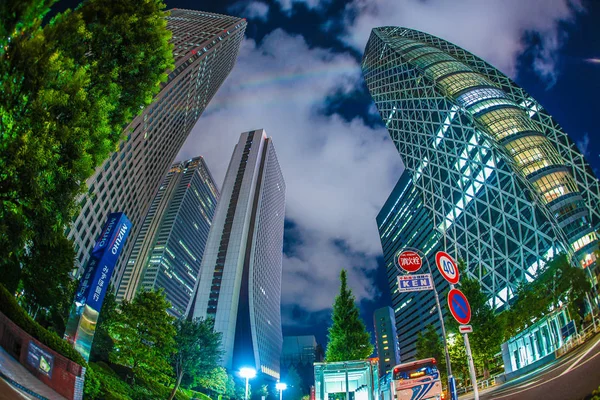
[74,212,132,312]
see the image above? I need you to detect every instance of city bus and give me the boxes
[388,358,443,400]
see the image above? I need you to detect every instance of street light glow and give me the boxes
[240,367,257,379]
[276,382,287,391]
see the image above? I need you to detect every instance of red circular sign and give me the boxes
[448,288,471,325]
[435,251,459,285]
[397,251,423,273]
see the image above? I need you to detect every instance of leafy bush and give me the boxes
[0,283,86,366]
[83,365,101,399]
[90,362,133,399]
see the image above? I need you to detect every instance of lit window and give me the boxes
[572,232,598,252]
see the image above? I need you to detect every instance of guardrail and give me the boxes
[556,321,600,358]
[455,376,498,395]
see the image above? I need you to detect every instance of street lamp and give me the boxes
[276,382,287,400]
[239,367,256,400]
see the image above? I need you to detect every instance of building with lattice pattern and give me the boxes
[67,10,246,293]
[364,27,600,314]
[189,130,285,381]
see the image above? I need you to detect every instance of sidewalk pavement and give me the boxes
[0,346,66,400]
[0,377,36,400]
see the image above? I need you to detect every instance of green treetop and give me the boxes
[0,0,173,314]
[451,270,505,379]
[326,269,374,362]
[415,324,446,381]
[505,253,591,336]
[169,317,223,400]
[285,366,305,400]
[109,290,176,385]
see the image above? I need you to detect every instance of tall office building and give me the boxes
[117,157,219,317]
[373,307,401,377]
[190,130,286,381]
[67,10,246,291]
[366,27,600,368]
[282,336,321,366]
[377,173,445,361]
[364,26,600,307]
[281,336,324,393]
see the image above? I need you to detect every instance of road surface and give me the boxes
[460,333,600,400]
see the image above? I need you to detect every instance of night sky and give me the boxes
[52,0,600,348]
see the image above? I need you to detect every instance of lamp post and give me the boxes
[276,381,287,400]
[240,367,256,400]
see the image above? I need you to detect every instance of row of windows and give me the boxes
[532,170,579,204]
[478,106,538,141]
[438,72,496,97]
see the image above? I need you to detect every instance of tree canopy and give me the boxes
[0,0,173,314]
[415,324,446,381]
[451,273,504,378]
[285,366,305,400]
[505,254,591,336]
[169,317,223,400]
[109,290,176,385]
[326,269,374,362]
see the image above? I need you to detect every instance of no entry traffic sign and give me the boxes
[436,251,459,285]
[398,251,422,273]
[448,288,471,325]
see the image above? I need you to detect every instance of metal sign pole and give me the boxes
[430,273,454,393]
[398,247,455,400]
[463,332,479,400]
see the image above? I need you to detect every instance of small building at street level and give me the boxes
[366,26,600,375]
[189,130,286,381]
[373,307,401,377]
[314,360,379,400]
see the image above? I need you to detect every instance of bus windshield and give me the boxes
[391,358,442,400]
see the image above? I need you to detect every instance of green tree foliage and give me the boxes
[452,272,504,378]
[505,254,591,336]
[109,290,176,385]
[168,318,223,400]
[90,286,118,363]
[326,270,374,362]
[0,0,173,310]
[415,324,446,381]
[447,336,469,387]
[285,366,305,400]
[193,366,229,397]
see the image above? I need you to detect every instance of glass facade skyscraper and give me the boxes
[376,172,446,361]
[363,27,600,316]
[67,10,246,291]
[117,157,219,318]
[190,130,286,381]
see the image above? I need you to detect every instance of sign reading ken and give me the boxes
[397,273,434,292]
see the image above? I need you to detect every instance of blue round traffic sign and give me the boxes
[448,288,471,325]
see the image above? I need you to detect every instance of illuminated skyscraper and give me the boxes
[67,10,246,290]
[190,130,286,381]
[364,27,600,316]
[117,157,219,317]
